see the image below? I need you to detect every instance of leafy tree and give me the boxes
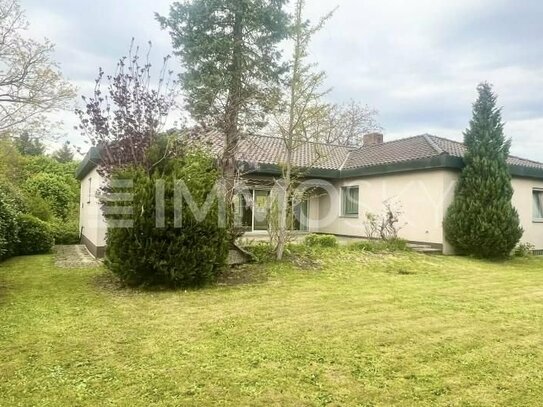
[76,41,176,178]
[14,131,45,156]
[23,172,74,220]
[444,83,523,258]
[52,141,74,163]
[0,136,24,182]
[303,101,381,146]
[269,0,334,260]
[157,0,290,238]
[0,136,80,260]
[0,0,75,132]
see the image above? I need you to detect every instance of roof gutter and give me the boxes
[75,146,102,180]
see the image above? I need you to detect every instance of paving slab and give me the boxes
[54,245,100,268]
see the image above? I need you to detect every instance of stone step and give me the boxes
[408,244,442,255]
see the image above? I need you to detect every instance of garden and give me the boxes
[1,244,543,406]
[0,137,81,261]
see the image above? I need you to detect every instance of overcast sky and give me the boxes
[21,0,543,161]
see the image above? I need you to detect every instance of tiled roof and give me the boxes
[427,135,543,170]
[197,130,543,176]
[201,130,350,170]
[342,135,441,169]
[78,130,543,180]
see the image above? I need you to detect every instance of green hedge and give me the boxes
[23,173,75,220]
[16,214,54,255]
[50,221,80,245]
[0,190,19,260]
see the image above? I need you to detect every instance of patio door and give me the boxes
[253,190,269,230]
[293,200,309,231]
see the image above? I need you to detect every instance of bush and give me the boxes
[0,190,19,260]
[105,151,229,287]
[243,242,275,263]
[384,238,409,251]
[50,220,80,245]
[25,194,54,222]
[304,234,338,248]
[24,173,75,220]
[16,214,54,255]
[513,243,535,258]
[0,181,27,213]
[349,238,409,253]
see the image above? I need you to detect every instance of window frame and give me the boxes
[533,188,543,222]
[341,185,359,218]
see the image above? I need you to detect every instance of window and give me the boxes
[534,189,543,221]
[341,186,359,217]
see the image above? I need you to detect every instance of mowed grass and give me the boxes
[1,250,543,406]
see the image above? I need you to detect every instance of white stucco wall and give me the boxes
[512,177,543,250]
[313,170,453,245]
[79,167,107,251]
[308,169,543,252]
[79,166,543,254]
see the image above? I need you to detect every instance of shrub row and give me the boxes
[0,186,77,261]
[0,190,19,260]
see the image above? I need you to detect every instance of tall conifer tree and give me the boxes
[157,0,290,239]
[444,83,522,258]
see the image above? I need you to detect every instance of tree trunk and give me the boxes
[222,3,244,242]
[276,158,291,260]
[275,2,304,260]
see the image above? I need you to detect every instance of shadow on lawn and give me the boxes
[92,265,269,294]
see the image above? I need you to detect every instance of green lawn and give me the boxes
[1,250,543,406]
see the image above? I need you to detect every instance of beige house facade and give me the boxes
[76,132,543,257]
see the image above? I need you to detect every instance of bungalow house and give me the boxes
[76,132,543,257]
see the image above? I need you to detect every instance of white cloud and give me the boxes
[17,0,543,162]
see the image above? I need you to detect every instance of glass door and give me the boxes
[253,190,269,230]
[293,200,309,231]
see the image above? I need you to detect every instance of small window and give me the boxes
[341,186,359,217]
[534,189,543,221]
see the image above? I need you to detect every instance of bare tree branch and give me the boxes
[0,0,76,133]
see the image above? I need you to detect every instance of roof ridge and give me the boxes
[352,134,425,152]
[427,133,543,166]
[246,132,350,150]
[421,133,446,155]
[339,149,353,170]
[427,134,464,145]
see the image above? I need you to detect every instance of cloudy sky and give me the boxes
[21,0,543,161]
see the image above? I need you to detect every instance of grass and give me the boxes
[1,250,543,406]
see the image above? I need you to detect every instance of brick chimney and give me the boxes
[363,132,384,147]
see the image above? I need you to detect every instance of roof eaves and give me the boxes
[509,164,543,180]
[75,146,101,180]
[338,155,465,179]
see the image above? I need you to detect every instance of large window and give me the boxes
[534,189,543,221]
[341,186,359,217]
